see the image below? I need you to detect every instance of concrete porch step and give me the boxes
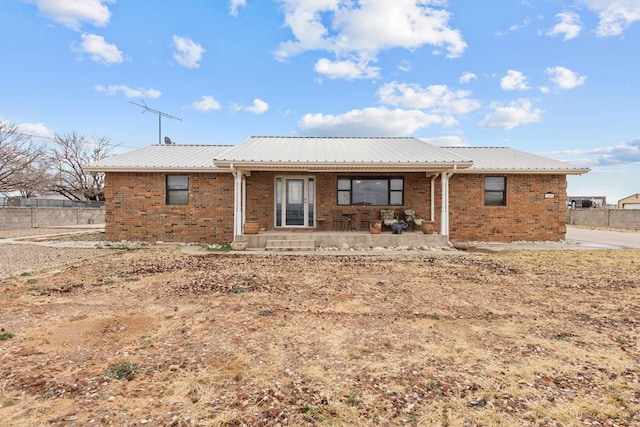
[265,239,316,251]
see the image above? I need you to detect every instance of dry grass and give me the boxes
[0,248,638,426]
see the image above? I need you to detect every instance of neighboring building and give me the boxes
[568,195,607,209]
[618,193,640,209]
[85,136,589,244]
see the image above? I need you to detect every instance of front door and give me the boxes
[276,177,315,227]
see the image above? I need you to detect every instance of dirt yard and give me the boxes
[0,243,639,426]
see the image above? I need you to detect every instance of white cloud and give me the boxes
[298,107,455,136]
[15,121,55,139]
[546,66,586,90]
[500,70,530,91]
[314,58,380,80]
[234,99,269,114]
[95,84,161,99]
[479,98,543,130]
[378,82,481,115]
[275,0,466,76]
[495,17,533,36]
[543,138,640,166]
[547,12,582,40]
[30,0,113,30]
[229,0,247,16]
[192,96,222,112]
[459,71,477,84]
[172,35,205,68]
[581,0,640,36]
[397,60,412,72]
[75,33,123,65]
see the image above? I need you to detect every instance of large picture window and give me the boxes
[166,175,189,205]
[484,176,506,206]
[337,177,403,206]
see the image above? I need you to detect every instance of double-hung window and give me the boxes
[484,176,506,206]
[338,177,403,206]
[166,175,189,205]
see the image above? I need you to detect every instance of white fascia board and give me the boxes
[455,167,590,175]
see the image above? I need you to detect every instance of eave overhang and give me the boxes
[213,160,474,172]
[84,166,225,173]
[454,167,590,175]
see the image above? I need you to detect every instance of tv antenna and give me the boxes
[129,99,182,144]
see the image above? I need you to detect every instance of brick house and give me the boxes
[86,136,589,244]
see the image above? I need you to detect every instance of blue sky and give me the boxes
[1,0,639,203]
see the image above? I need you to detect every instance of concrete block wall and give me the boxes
[568,208,640,229]
[0,207,105,229]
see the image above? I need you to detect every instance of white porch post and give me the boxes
[440,169,456,238]
[430,175,436,222]
[232,165,243,239]
[440,172,448,237]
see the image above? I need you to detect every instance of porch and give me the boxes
[241,230,448,251]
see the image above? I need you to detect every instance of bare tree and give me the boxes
[13,159,52,197]
[49,132,116,201]
[0,120,44,194]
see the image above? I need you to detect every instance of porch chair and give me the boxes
[403,209,424,232]
[359,210,372,231]
[331,210,345,231]
[380,209,398,232]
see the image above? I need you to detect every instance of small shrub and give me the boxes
[0,332,15,341]
[26,278,38,285]
[105,362,138,380]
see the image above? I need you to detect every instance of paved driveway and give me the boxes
[566,226,640,249]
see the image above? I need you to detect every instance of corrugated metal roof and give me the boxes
[443,146,590,174]
[213,136,473,166]
[85,144,232,171]
[85,139,590,175]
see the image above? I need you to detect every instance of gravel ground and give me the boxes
[0,228,104,279]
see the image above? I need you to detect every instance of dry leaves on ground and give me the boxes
[0,248,639,426]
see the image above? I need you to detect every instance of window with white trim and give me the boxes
[166,175,189,205]
[484,176,506,206]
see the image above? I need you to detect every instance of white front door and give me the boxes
[275,177,315,227]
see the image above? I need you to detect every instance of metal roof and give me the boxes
[212,136,474,171]
[85,138,590,175]
[442,146,590,175]
[85,144,233,172]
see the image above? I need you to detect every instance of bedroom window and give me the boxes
[337,177,403,206]
[166,175,189,205]
[484,176,506,206]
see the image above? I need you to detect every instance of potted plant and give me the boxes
[243,221,260,234]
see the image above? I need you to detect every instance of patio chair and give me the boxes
[331,210,345,231]
[380,209,398,232]
[359,210,372,231]
[403,209,424,232]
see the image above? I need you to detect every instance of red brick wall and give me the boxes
[104,171,568,243]
[104,172,234,243]
[448,174,568,242]
[245,172,434,231]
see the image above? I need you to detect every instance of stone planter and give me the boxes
[370,221,382,234]
[243,222,260,234]
[230,239,248,251]
[421,221,435,234]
